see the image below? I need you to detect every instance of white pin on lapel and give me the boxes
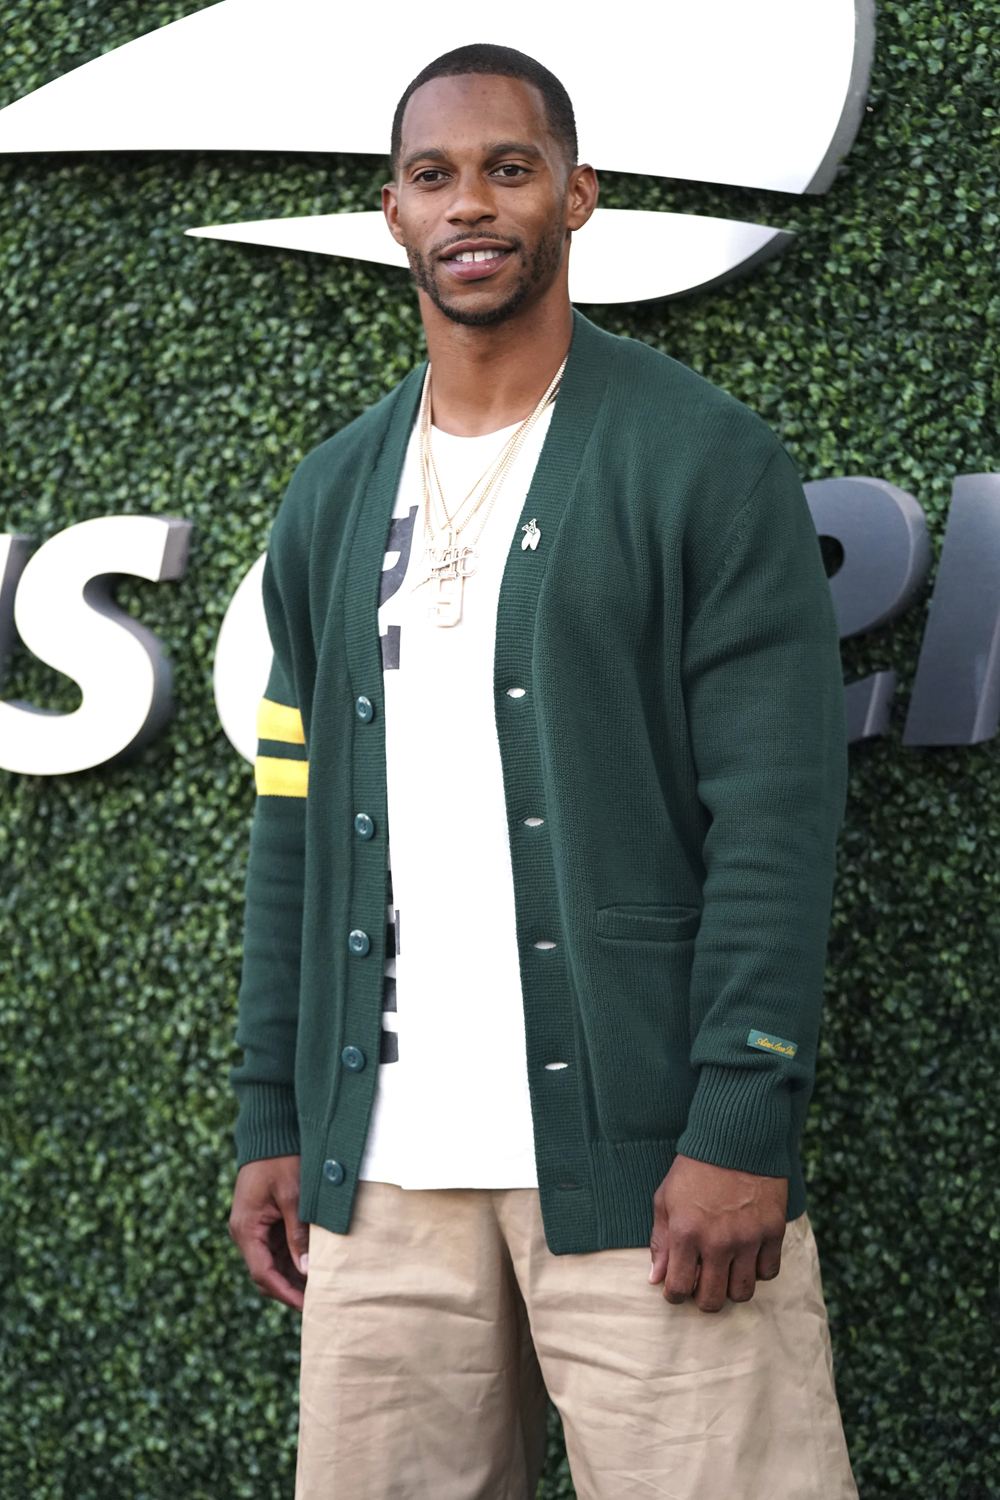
[521,520,541,553]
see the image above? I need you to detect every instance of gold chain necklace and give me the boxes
[413,357,566,627]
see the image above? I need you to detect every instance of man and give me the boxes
[228,42,856,1500]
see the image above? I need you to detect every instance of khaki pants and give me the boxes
[296,1183,857,1500]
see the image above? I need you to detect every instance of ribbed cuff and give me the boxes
[233,1082,301,1168]
[675,1063,793,1179]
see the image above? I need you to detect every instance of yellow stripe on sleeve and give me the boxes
[255,756,309,798]
[257,698,305,744]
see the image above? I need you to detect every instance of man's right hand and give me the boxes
[229,1155,309,1312]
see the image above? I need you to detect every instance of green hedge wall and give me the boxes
[1,2,999,1496]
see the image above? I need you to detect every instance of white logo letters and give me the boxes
[0,517,191,775]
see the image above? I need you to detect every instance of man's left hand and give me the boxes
[648,1154,788,1313]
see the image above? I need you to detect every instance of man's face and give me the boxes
[383,74,583,328]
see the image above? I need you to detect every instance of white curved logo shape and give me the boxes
[0,0,874,303]
[186,208,795,309]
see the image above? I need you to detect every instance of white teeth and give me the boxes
[454,249,501,263]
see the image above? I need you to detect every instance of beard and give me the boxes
[404,217,567,328]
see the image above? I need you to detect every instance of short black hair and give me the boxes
[390,44,578,174]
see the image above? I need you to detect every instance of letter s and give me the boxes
[0,515,191,775]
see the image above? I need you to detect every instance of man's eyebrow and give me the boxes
[401,140,545,173]
[484,141,544,160]
[401,146,450,173]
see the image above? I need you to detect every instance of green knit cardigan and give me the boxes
[231,311,847,1254]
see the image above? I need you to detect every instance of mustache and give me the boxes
[428,231,525,260]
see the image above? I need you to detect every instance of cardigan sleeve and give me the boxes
[674,446,847,1181]
[229,565,308,1168]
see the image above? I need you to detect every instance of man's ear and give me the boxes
[566,164,599,234]
[382,181,405,246]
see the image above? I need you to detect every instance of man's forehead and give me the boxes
[400,73,550,149]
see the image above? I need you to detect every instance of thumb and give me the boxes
[283,1205,310,1275]
[649,1216,669,1286]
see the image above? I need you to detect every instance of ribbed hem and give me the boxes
[589,1138,674,1248]
[676,1063,793,1180]
[233,1083,301,1168]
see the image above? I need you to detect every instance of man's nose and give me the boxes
[445,169,497,227]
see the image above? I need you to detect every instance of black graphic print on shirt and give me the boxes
[379,506,417,605]
[381,626,400,671]
[377,493,428,1067]
[380,966,399,1065]
[379,505,418,675]
[381,905,400,1063]
[378,512,417,1063]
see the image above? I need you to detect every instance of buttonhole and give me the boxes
[544,1062,569,1071]
[507,687,526,699]
[556,1183,581,1192]
[524,817,544,828]
[534,940,557,950]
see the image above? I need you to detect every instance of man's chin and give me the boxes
[424,276,533,329]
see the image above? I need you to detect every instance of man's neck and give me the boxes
[419,284,574,438]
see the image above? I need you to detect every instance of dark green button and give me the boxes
[322,1159,345,1186]
[354,813,374,840]
[348,929,370,956]
[355,695,374,723]
[342,1045,366,1073]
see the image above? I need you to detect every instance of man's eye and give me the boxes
[414,169,446,183]
[494,164,528,178]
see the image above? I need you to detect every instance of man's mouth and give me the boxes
[440,242,514,282]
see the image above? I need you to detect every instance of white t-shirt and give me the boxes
[358,404,554,1190]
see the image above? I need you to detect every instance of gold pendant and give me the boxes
[426,534,478,627]
[428,573,464,627]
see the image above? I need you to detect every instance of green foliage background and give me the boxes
[1,2,999,1495]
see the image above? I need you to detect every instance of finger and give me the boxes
[253,1266,306,1312]
[727,1248,758,1303]
[694,1250,731,1313]
[662,1235,699,1304]
[282,1202,310,1276]
[267,1217,307,1291]
[238,1226,306,1311]
[756,1229,784,1282]
[234,1210,306,1309]
[229,1202,278,1259]
[649,1207,670,1285]
[273,1176,309,1275]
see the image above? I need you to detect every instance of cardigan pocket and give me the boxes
[596,904,702,943]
